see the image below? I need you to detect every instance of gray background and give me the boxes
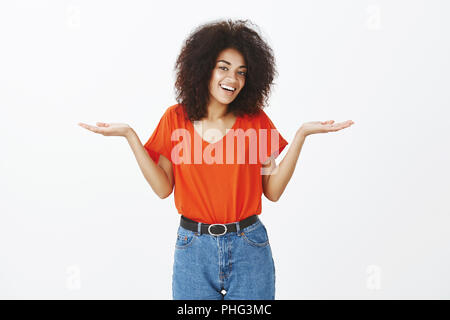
[0,0,449,299]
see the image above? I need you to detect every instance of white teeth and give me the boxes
[220,84,235,91]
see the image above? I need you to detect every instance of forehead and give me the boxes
[216,48,246,65]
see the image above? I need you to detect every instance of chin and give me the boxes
[221,97,234,103]
[215,96,234,104]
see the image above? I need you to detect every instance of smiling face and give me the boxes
[208,47,247,106]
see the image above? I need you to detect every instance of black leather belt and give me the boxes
[180,214,259,236]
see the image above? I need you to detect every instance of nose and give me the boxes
[225,71,239,83]
[224,76,238,87]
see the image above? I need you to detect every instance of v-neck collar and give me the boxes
[189,115,240,146]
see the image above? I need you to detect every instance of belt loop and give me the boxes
[197,222,202,235]
[236,220,240,234]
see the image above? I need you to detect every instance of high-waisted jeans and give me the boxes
[172,217,275,300]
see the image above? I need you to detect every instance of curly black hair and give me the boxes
[174,18,278,122]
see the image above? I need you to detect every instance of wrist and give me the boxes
[125,127,136,140]
[296,128,307,140]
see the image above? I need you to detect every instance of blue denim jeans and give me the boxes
[172,217,275,300]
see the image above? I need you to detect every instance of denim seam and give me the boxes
[227,236,232,283]
[217,237,224,288]
[240,222,269,247]
[241,233,270,248]
[175,233,197,249]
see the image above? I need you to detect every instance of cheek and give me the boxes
[209,74,220,89]
[212,70,222,80]
[212,76,222,88]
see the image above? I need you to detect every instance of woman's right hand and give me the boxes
[78,122,133,138]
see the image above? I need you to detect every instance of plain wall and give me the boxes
[0,0,449,299]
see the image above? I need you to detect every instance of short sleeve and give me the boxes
[259,110,288,164]
[144,108,173,164]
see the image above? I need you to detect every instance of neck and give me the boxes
[205,99,230,121]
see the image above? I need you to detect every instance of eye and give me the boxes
[219,66,246,76]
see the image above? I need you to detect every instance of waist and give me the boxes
[180,214,259,236]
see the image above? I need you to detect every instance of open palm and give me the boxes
[78,122,131,137]
[299,120,355,137]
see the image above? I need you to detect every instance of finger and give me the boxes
[96,122,109,127]
[78,123,92,130]
[332,121,353,130]
[343,120,354,126]
[325,120,354,132]
[79,123,103,134]
[332,123,345,130]
[84,124,97,132]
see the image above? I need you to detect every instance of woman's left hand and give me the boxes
[297,120,355,138]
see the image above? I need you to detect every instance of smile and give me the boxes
[220,83,236,92]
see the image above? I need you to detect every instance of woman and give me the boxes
[78,19,354,300]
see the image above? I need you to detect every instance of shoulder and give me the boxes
[245,108,284,132]
[156,103,190,132]
[160,103,186,120]
[163,103,180,116]
[245,108,270,120]
[241,108,271,127]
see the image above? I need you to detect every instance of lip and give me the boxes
[219,83,236,96]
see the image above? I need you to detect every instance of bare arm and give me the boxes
[126,129,174,199]
[78,122,173,199]
[262,119,355,202]
[262,132,306,202]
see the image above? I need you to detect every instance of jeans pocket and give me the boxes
[241,221,270,247]
[175,227,197,249]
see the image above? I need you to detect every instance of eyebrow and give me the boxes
[217,59,248,69]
